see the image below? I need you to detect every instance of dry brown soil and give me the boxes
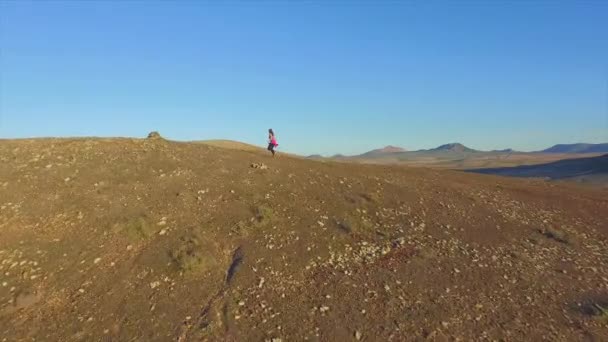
[1,137,607,341]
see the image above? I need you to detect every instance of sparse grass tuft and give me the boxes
[254,205,274,226]
[337,214,374,234]
[169,231,215,275]
[112,216,157,240]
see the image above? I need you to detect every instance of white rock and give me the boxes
[93,258,102,264]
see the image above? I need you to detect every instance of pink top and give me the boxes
[270,136,277,145]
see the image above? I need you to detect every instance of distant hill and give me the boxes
[358,145,406,157]
[307,154,324,159]
[468,153,608,184]
[197,139,264,152]
[427,143,478,153]
[541,143,608,154]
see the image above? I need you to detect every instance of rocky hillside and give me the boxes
[1,137,607,341]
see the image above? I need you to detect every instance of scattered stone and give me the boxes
[159,228,167,236]
[93,258,102,264]
[355,330,362,340]
[150,281,161,289]
[319,305,330,313]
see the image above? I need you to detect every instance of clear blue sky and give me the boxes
[1,1,607,155]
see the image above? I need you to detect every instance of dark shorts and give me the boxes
[267,143,276,151]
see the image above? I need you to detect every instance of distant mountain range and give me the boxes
[539,143,608,154]
[308,142,608,159]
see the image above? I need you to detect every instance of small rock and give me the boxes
[147,131,162,139]
[126,245,133,251]
[159,228,167,236]
[251,163,269,170]
[355,330,362,340]
[93,258,102,264]
[319,305,330,313]
[150,281,161,289]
